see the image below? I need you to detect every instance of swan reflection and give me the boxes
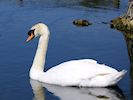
[30,79,125,100]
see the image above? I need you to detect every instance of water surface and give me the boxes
[0,0,131,100]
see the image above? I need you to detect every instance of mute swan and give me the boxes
[26,23,126,87]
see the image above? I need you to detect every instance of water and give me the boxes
[0,0,131,100]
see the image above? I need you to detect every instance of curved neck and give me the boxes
[31,34,49,72]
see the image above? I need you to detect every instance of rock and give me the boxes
[73,19,92,26]
[130,19,133,26]
[110,1,133,33]
[125,1,133,19]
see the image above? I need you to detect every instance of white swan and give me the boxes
[26,23,127,87]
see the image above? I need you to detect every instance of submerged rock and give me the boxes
[102,21,110,24]
[73,19,92,26]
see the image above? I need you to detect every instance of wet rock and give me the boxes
[110,16,133,33]
[110,1,133,33]
[73,19,92,26]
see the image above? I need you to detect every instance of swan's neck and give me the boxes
[30,34,49,79]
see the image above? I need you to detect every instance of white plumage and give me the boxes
[26,23,126,87]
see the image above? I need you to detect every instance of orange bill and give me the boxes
[26,33,34,42]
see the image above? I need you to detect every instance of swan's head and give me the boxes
[26,23,50,42]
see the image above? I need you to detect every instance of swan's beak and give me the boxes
[26,33,34,42]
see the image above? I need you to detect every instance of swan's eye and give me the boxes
[28,29,35,36]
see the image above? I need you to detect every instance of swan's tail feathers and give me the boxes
[110,70,127,86]
[120,70,127,75]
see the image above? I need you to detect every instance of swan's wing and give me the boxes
[44,59,119,86]
[79,70,126,87]
[46,59,117,75]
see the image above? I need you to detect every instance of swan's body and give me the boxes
[27,23,126,87]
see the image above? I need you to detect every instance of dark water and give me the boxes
[0,0,131,100]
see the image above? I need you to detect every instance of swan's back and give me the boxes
[46,59,117,75]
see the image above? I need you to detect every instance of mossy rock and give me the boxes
[110,17,133,33]
[73,19,92,26]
